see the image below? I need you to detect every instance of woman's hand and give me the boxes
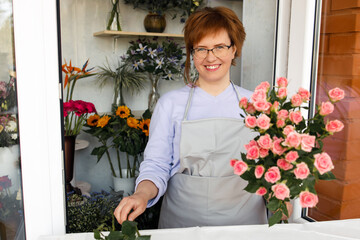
[113,180,158,224]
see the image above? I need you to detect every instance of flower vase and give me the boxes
[106,0,121,31]
[112,170,136,196]
[148,74,160,113]
[144,13,166,33]
[64,135,79,194]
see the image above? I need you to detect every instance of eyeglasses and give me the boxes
[192,45,232,59]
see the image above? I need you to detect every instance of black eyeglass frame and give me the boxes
[191,45,233,59]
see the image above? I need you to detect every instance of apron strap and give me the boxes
[183,81,242,121]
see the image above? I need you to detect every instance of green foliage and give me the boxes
[94,221,151,240]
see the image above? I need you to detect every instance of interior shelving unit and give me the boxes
[93,30,184,38]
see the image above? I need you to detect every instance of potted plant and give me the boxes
[84,105,151,195]
[122,37,185,112]
[97,59,147,113]
[123,0,204,32]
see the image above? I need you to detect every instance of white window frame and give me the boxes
[11,0,331,238]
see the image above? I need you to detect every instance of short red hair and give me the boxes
[183,7,246,84]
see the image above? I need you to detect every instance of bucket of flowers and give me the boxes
[231,77,345,226]
[84,105,151,195]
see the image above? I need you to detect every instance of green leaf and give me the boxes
[267,198,280,211]
[280,202,289,217]
[137,236,151,240]
[268,210,283,227]
[244,183,261,193]
[107,231,124,240]
[94,230,102,240]
[318,171,336,180]
[121,220,137,237]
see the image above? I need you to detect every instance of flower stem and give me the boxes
[116,148,122,178]
[104,146,116,177]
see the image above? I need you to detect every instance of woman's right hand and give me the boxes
[113,180,159,224]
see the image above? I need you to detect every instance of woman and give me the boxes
[114,6,268,228]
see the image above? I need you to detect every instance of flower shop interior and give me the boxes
[1,0,360,239]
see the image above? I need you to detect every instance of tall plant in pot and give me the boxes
[122,37,185,112]
[84,106,151,195]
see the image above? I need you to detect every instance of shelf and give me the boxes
[93,30,184,38]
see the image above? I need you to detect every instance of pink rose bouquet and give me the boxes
[231,77,345,226]
[64,100,96,136]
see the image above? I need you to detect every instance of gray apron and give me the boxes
[158,83,267,228]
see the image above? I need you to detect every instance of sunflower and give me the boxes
[139,119,150,136]
[87,114,100,127]
[127,117,139,128]
[116,105,130,118]
[97,115,111,128]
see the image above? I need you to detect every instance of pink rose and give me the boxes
[271,101,279,112]
[299,191,319,208]
[265,102,272,115]
[256,114,271,130]
[246,103,256,114]
[276,119,286,128]
[247,146,260,160]
[251,89,267,102]
[285,151,299,163]
[289,111,303,125]
[239,97,248,109]
[257,134,272,149]
[255,81,271,92]
[277,109,289,120]
[230,159,238,167]
[301,134,316,152]
[291,94,302,107]
[298,87,311,102]
[256,187,267,196]
[272,137,286,155]
[245,116,257,128]
[314,152,334,175]
[264,166,281,183]
[294,162,310,180]
[285,131,302,148]
[319,101,334,116]
[328,87,345,102]
[277,87,288,99]
[326,120,344,134]
[255,165,265,178]
[254,100,270,112]
[245,140,258,151]
[271,183,290,200]
[277,158,294,170]
[277,77,288,87]
[233,160,248,176]
[283,125,295,135]
[259,148,269,158]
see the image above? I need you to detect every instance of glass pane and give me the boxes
[60,0,276,232]
[308,0,360,221]
[0,0,26,238]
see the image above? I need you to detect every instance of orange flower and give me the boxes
[139,119,150,136]
[116,105,130,118]
[97,115,111,128]
[127,117,139,128]
[87,114,100,126]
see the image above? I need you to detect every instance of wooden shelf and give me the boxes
[93,30,184,38]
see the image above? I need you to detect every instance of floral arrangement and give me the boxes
[62,59,96,102]
[84,105,151,178]
[122,38,184,81]
[63,100,96,136]
[0,175,21,221]
[94,220,150,240]
[0,76,16,112]
[107,0,122,31]
[0,114,18,148]
[124,0,203,22]
[231,77,345,226]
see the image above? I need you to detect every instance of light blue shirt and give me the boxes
[135,83,253,207]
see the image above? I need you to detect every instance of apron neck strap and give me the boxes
[183,81,241,121]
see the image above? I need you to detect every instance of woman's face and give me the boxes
[193,29,236,85]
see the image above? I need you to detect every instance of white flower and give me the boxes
[147,48,157,59]
[136,43,147,54]
[132,61,139,70]
[155,58,164,70]
[5,120,17,132]
[11,133,17,140]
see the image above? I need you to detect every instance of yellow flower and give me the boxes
[97,115,111,128]
[139,119,150,136]
[116,105,130,118]
[127,117,139,128]
[87,114,100,127]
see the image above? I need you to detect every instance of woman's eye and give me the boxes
[197,48,207,52]
[215,46,225,50]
